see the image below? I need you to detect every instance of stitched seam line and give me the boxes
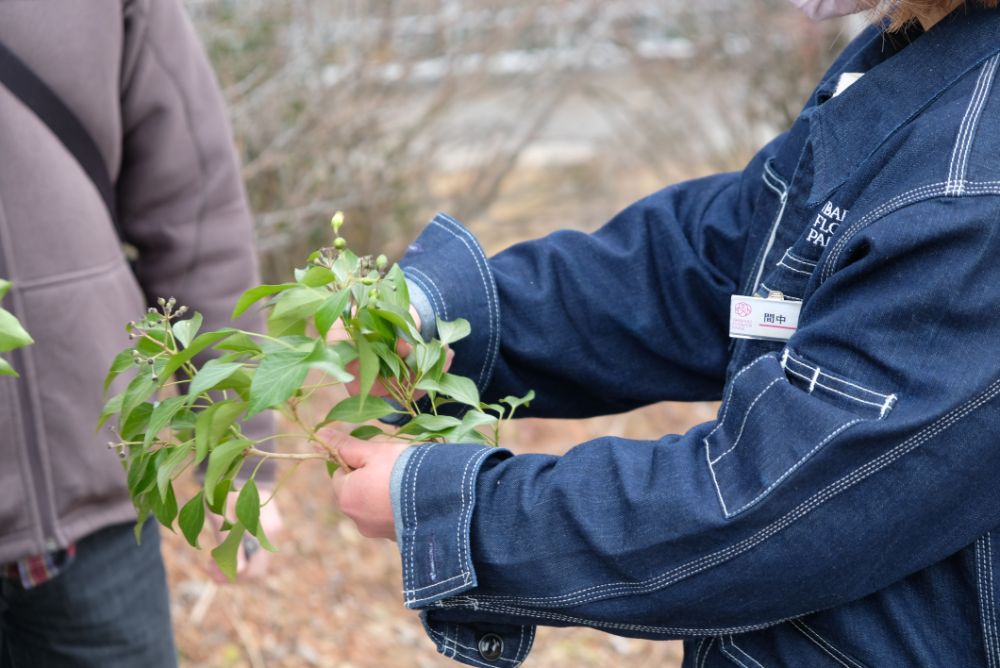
[709,378,783,464]
[947,60,990,192]
[729,636,766,668]
[403,444,436,600]
[821,181,1000,283]
[702,356,773,445]
[783,250,817,268]
[783,368,888,410]
[988,537,999,668]
[977,539,995,668]
[407,266,450,320]
[948,56,1000,195]
[700,638,717,668]
[783,351,892,400]
[430,216,499,390]
[791,620,864,668]
[746,169,790,295]
[720,640,751,668]
[469,376,1000,608]
[776,261,813,276]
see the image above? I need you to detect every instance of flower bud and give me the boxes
[376,254,388,269]
[334,237,347,250]
[331,211,345,234]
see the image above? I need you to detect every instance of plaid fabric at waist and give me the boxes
[2,544,77,589]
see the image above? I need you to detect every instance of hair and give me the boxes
[878,0,999,30]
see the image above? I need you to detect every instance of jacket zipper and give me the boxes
[0,220,59,553]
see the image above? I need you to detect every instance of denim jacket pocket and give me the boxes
[705,350,897,518]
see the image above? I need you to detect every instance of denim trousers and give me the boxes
[0,519,176,668]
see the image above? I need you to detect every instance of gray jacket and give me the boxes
[0,0,266,563]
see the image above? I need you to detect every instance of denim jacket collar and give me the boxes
[808,7,1000,204]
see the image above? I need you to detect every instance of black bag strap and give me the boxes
[0,40,120,234]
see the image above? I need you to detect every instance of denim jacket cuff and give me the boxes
[400,213,501,398]
[393,443,512,608]
[420,613,535,668]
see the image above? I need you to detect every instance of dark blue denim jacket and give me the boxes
[389,9,1000,667]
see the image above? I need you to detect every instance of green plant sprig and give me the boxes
[100,213,533,580]
[0,279,33,377]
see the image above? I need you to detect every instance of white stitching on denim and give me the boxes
[724,419,863,518]
[819,181,1000,283]
[808,366,821,394]
[987,537,999,668]
[458,448,494,581]
[762,160,789,196]
[759,282,802,301]
[976,538,997,668]
[408,266,450,320]
[777,260,814,277]
[707,442,731,516]
[784,351,893,401]
[405,270,442,323]
[948,56,999,196]
[431,215,500,390]
[783,367,889,411]
[695,637,709,666]
[404,444,436,601]
[791,620,864,668]
[407,576,476,607]
[468,376,1000,609]
[703,356,774,445]
[403,571,469,595]
[700,638,717,668]
[729,636,766,668]
[709,378,783,464]
[720,638,752,668]
[783,250,817,268]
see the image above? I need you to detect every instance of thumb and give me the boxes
[336,436,375,470]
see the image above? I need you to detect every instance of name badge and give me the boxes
[729,294,801,342]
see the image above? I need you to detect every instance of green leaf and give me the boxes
[502,390,536,412]
[0,279,10,300]
[204,439,251,506]
[150,481,178,530]
[372,307,421,341]
[325,461,339,478]
[0,358,17,377]
[449,410,499,443]
[207,479,232,516]
[436,317,471,346]
[356,335,378,401]
[270,287,325,322]
[314,289,350,339]
[411,340,445,377]
[246,349,311,417]
[178,491,205,548]
[172,312,203,349]
[156,443,193,500]
[160,329,236,380]
[371,341,402,379]
[398,414,462,435]
[98,391,125,431]
[380,265,410,311]
[415,373,480,408]
[359,310,396,344]
[350,425,385,440]
[211,521,246,583]
[187,360,244,398]
[299,265,335,287]
[120,402,154,442]
[135,327,170,357]
[120,373,157,429]
[215,331,262,355]
[232,283,296,320]
[235,480,260,535]
[0,308,33,353]
[144,396,188,447]
[304,341,354,383]
[195,400,246,466]
[324,394,397,424]
[103,350,135,394]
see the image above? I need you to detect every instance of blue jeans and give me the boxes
[0,519,176,668]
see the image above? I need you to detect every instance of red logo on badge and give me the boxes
[735,302,752,317]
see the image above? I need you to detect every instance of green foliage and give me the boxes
[0,280,33,377]
[100,216,533,579]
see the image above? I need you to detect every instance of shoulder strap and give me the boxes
[0,40,120,234]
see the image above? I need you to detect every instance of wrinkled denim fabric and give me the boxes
[391,9,1000,667]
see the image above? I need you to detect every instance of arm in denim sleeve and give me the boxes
[394,196,1000,666]
[400,136,786,419]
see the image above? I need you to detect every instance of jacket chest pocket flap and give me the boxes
[705,350,897,518]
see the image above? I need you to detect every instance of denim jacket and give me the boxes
[389,9,1000,667]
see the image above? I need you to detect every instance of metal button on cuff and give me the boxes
[477,633,504,662]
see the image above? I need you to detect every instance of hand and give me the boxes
[207,485,284,582]
[324,428,409,540]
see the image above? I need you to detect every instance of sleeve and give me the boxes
[116,0,274,478]
[392,195,1000,667]
[400,135,786,419]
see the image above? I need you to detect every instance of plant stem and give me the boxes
[245,447,329,462]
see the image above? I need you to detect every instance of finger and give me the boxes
[337,437,375,470]
[331,468,348,501]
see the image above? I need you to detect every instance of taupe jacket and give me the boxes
[0,0,266,563]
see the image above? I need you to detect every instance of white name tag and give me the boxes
[729,295,801,342]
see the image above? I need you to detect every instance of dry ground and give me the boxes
[163,398,717,668]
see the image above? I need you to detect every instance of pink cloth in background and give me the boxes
[787,0,872,20]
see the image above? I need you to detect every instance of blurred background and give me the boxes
[164,1,861,665]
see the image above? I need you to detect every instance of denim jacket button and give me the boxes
[477,633,504,662]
